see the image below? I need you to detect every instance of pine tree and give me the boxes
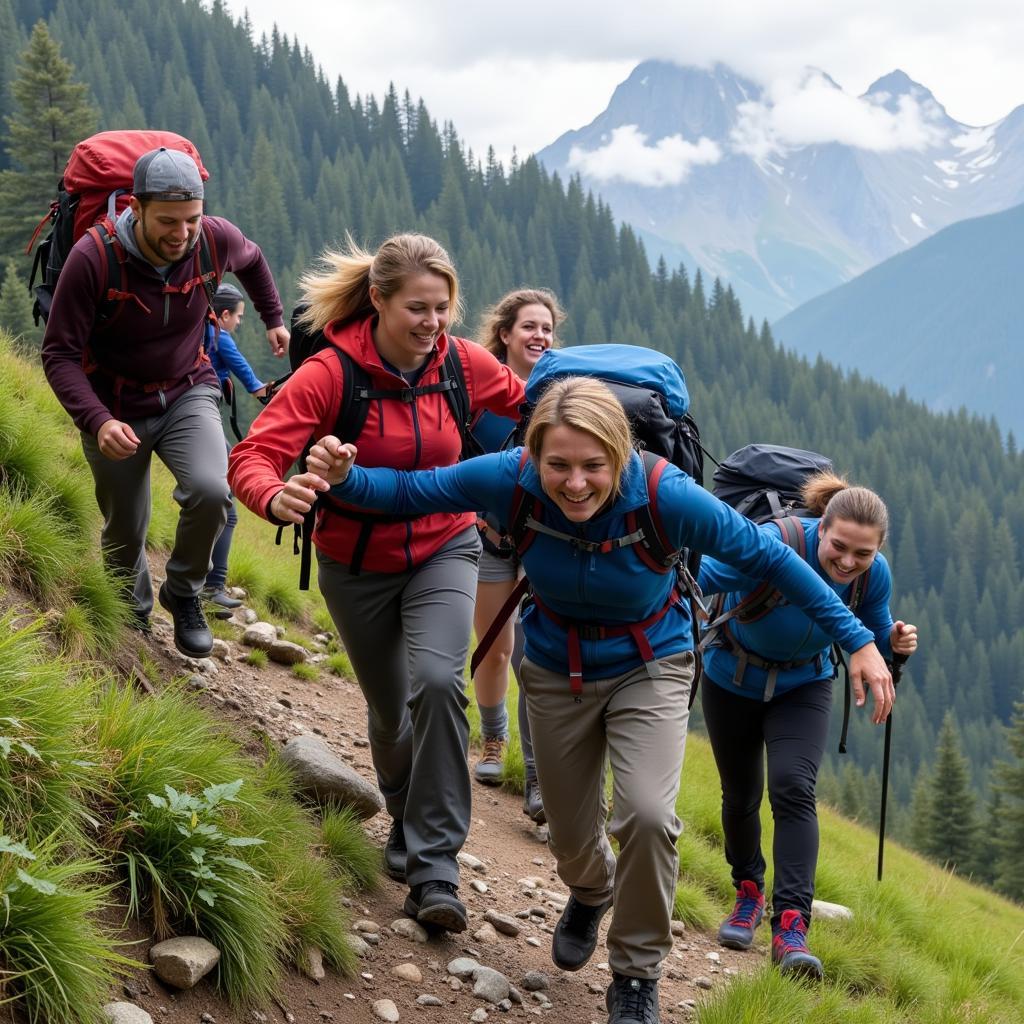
[921,712,979,873]
[0,21,96,261]
[992,700,1024,900]
[0,258,38,348]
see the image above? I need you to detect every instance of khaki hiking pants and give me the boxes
[520,650,695,979]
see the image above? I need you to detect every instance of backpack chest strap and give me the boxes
[522,514,647,554]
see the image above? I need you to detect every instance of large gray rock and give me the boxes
[149,936,221,989]
[268,639,308,665]
[280,734,383,818]
[103,1004,153,1024]
[242,622,277,649]
[472,965,511,1004]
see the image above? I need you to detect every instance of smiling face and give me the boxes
[500,302,554,379]
[131,197,203,266]
[538,423,616,523]
[817,517,882,585]
[371,271,451,372]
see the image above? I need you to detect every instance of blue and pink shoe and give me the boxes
[717,879,765,950]
[771,909,823,979]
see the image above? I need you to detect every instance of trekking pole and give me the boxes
[877,652,909,882]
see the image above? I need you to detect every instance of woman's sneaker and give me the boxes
[522,778,546,824]
[605,973,659,1024]
[473,735,507,785]
[771,909,823,979]
[717,879,765,949]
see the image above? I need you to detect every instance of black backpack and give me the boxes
[266,303,482,587]
[701,443,871,751]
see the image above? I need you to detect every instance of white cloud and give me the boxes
[568,126,722,186]
[731,70,949,159]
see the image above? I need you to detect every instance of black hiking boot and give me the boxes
[404,881,467,933]
[606,973,659,1024]
[158,582,213,658]
[383,819,407,882]
[551,894,612,971]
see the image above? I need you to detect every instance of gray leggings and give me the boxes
[317,527,482,887]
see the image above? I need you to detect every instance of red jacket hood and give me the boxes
[324,315,454,382]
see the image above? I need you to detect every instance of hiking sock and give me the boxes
[477,700,509,741]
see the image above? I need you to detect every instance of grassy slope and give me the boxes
[5,335,1024,1023]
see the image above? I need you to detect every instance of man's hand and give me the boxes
[266,326,290,358]
[97,419,141,460]
[306,436,357,486]
[269,472,329,524]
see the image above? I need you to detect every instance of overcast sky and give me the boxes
[231,0,1024,164]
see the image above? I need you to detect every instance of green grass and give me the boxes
[292,662,319,680]
[244,649,268,669]
[321,806,381,892]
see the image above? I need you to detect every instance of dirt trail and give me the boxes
[105,567,760,1023]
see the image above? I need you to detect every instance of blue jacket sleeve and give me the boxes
[858,553,895,659]
[333,450,518,520]
[661,470,875,654]
[211,330,265,393]
[696,523,784,595]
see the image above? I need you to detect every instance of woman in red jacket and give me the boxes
[228,234,524,933]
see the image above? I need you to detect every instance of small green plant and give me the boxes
[244,649,268,669]
[291,662,319,681]
[326,650,353,677]
[320,807,380,892]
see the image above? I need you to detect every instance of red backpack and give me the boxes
[27,129,220,326]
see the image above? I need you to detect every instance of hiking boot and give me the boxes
[158,583,213,658]
[202,585,241,619]
[473,735,506,785]
[523,778,546,824]
[717,879,765,950]
[383,819,407,882]
[404,880,467,933]
[605,973,659,1024]
[771,909,823,980]
[551,894,613,971]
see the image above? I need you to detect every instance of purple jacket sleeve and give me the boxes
[205,217,284,330]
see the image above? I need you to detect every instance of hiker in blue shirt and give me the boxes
[699,473,917,980]
[283,376,894,1024]
[468,288,564,829]
[201,283,267,615]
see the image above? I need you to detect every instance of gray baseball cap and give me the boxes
[133,147,205,201]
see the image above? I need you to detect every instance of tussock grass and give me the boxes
[326,649,353,677]
[292,662,319,680]
[244,649,268,669]
[321,806,380,893]
[0,843,138,1024]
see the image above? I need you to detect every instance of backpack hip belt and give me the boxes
[531,585,682,697]
[709,619,825,702]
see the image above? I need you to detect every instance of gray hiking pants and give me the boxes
[81,384,230,615]
[520,650,695,978]
[317,527,482,887]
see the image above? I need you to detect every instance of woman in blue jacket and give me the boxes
[201,284,267,614]
[282,377,894,1024]
[699,474,917,979]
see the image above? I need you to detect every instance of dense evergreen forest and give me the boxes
[0,0,1021,898]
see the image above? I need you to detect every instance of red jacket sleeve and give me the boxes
[455,338,526,419]
[227,352,341,520]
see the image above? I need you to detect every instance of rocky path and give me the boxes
[103,572,762,1024]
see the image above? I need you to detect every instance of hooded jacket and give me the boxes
[227,315,525,573]
[698,517,895,700]
[332,449,876,679]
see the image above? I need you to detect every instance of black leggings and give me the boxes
[701,678,832,927]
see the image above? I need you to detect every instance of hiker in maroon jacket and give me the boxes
[41,147,289,658]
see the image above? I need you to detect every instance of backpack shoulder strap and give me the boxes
[444,338,483,459]
[508,448,540,556]
[633,450,677,573]
[333,347,373,443]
